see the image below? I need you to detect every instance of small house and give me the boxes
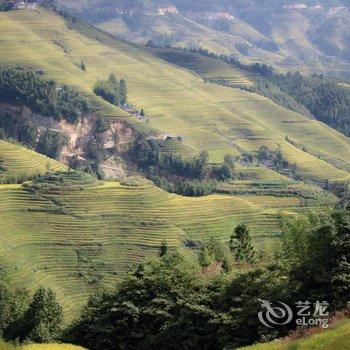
[15,1,26,9]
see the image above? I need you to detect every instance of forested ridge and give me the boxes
[0,67,91,123]
[253,72,350,137]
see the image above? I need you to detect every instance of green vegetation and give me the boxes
[18,288,63,343]
[0,67,91,124]
[0,170,323,315]
[133,137,235,196]
[240,72,350,137]
[238,75,312,118]
[0,6,348,348]
[198,236,233,270]
[229,223,255,262]
[1,8,350,185]
[160,47,350,139]
[36,130,69,160]
[270,73,350,137]
[93,74,127,106]
[239,319,350,350]
[0,112,70,160]
[0,276,62,344]
[0,139,67,183]
[151,177,216,197]
[63,208,350,349]
[0,1,12,12]
[0,281,28,339]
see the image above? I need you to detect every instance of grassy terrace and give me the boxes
[0,171,328,316]
[0,8,350,181]
[0,140,67,182]
[240,319,350,350]
[153,49,255,86]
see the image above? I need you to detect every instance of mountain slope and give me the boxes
[1,7,350,182]
[55,0,350,77]
[0,171,296,316]
[0,6,346,317]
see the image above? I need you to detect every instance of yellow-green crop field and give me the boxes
[22,344,86,350]
[0,168,331,317]
[0,8,350,182]
[153,48,255,86]
[0,140,67,182]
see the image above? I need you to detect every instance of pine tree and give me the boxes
[80,61,86,71]
[119,79,127,104]
[224,154,236,166]
[108,73,118,86]
[229,224,255,262]
[22,287,63,342]
[199,247,213,268]
[159,239,169,257]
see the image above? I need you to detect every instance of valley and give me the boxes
[0,3,349,349]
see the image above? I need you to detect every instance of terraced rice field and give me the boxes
[0,8,350,182]
[235,165,289,181]
[0,140,67,182]
[0,171,322,316]
[153,49,255,86]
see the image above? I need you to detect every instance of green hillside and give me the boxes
[0,140,67,182]
[0,171,324,316]
[239,319,350,350]
[0,7,348,350]
[153,48,255,86]
[1,7,350,182]
[0,5,347,319]
[56,0,350,77]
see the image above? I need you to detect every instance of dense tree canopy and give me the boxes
[94,74,128,106]
[0,67,91,123]
[0,206,347,348]
[133,137,234,196]
[238,69,350,137]
[65,208,350,349]
[270,73,350,136]
[19,288,63,343]
[66,253,225,350]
